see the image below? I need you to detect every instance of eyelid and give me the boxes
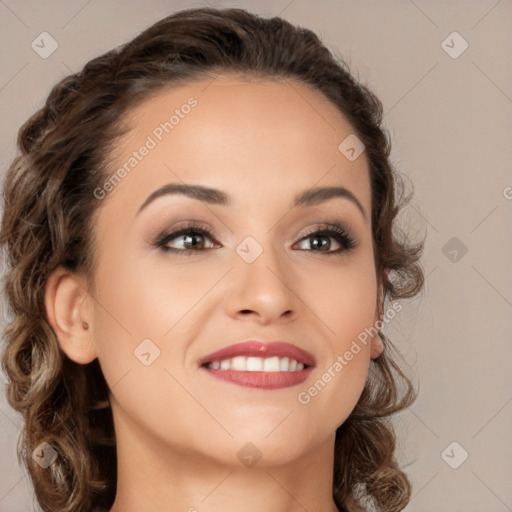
[152,219,215,242]
[297,221,354,240]
[293,218,358,242]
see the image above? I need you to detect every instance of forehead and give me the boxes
[101,74,371,217]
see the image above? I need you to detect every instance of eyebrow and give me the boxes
[136,183,367,219]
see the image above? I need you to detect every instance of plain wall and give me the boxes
[1,1,511,511]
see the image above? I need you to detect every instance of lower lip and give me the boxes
[202,367,314,389]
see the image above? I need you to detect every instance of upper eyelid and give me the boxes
[154,224,213,244]
[147,202,361,235]
[158,222,351,238]
[156,214,357,233]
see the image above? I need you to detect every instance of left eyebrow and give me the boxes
[136,183,367,220]
[293,186,367,220]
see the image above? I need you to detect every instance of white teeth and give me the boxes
[246,357,263,371]
[206,356,307,372]
[231,356,246,371]
[263,356,280,371]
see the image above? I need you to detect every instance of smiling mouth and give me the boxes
[198,340,315,389]
[202,355,310,372]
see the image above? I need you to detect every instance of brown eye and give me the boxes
[155,224,220,255]
[294,224,357,255]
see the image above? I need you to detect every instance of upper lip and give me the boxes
[198,341,316,368]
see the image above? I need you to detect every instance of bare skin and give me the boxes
[45,73,383,512]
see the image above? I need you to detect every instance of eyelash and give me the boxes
[153,221,357,257]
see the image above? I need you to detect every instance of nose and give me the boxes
[225,240,300,325]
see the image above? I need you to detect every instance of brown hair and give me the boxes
[1,7,424,512]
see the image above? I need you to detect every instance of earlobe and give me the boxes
[370,332,384,359]
[44,266,97,364]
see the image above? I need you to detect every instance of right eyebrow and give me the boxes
[136,183,230,216]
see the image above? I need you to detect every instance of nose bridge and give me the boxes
[225,233,298,321]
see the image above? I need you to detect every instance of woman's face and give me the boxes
[82,74,382,466]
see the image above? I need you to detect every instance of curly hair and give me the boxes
[0,7,424,512]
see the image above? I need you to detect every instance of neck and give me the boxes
[108,408,340,512]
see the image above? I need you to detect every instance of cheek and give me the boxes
[91,250,197,335]
[296,255,377,426]
[303,252,378,347]
[90,253,216,380]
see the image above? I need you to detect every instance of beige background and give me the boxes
[1,1,511,511]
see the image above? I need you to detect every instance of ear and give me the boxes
[44,265,97,364]
[370,286,384,359]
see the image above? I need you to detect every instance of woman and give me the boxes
[0,7,424,512]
